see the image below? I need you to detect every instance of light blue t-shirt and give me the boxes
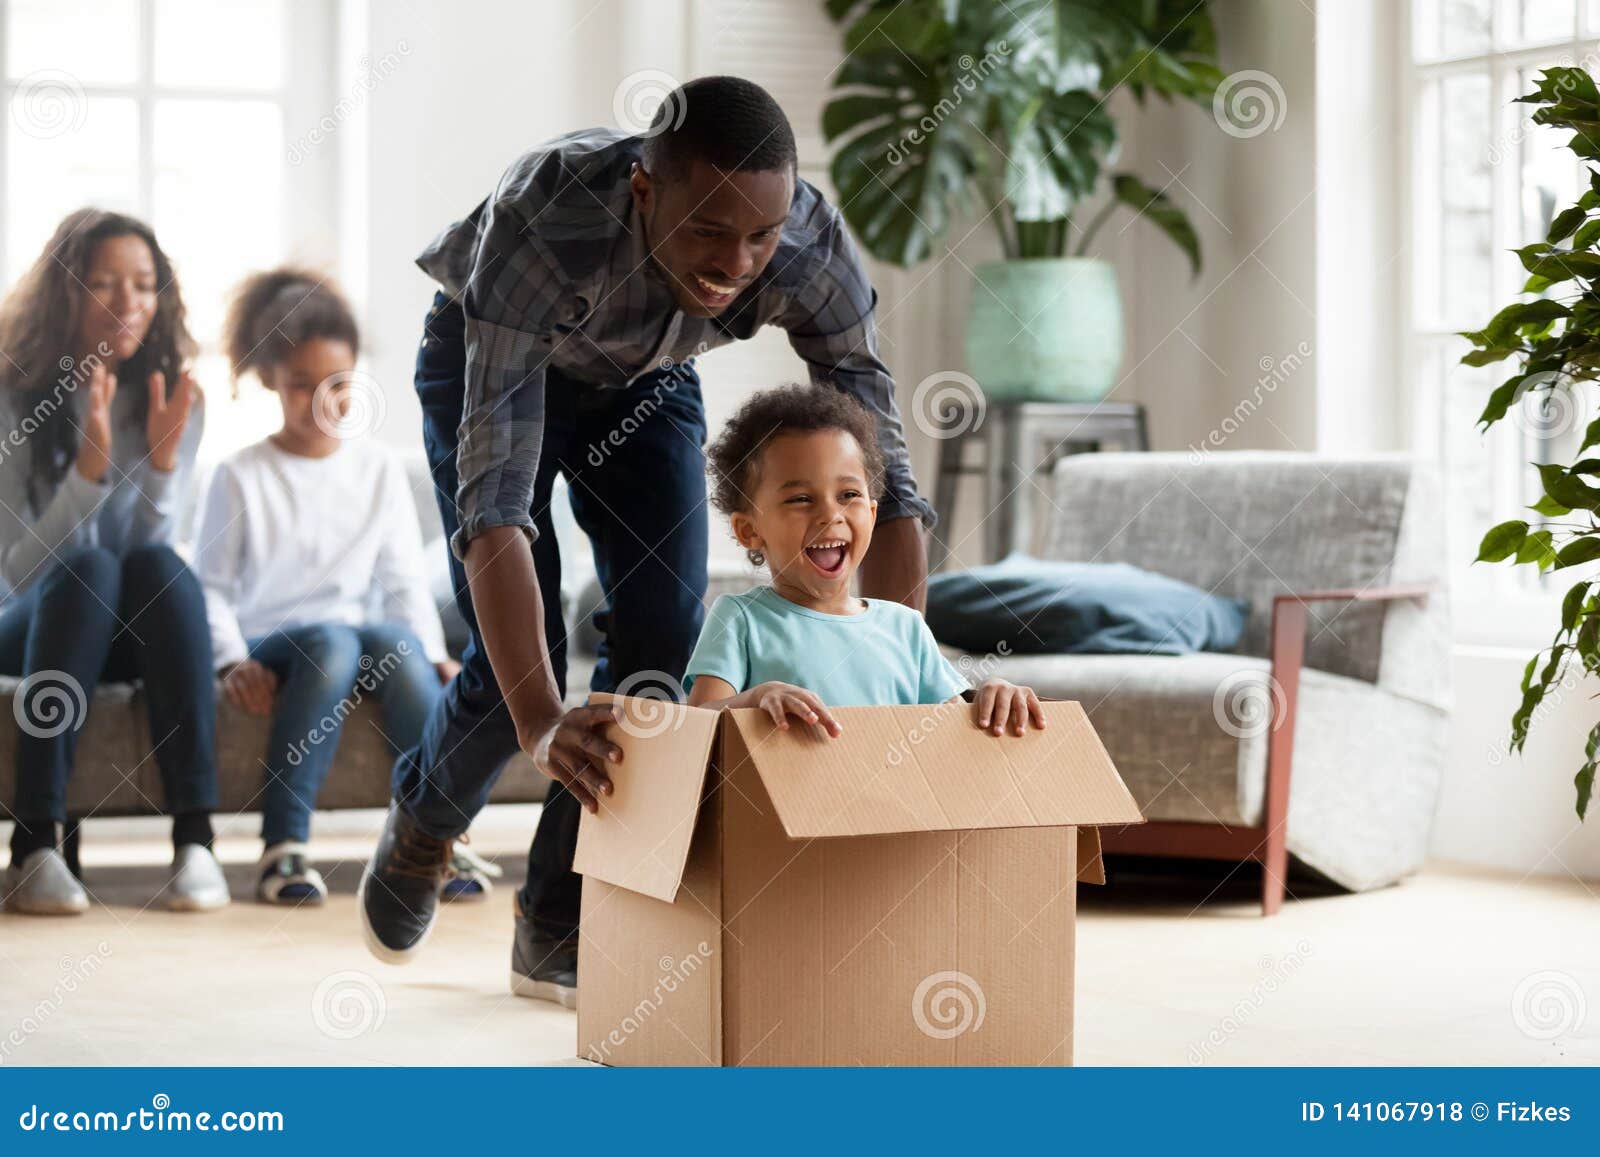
[683,586,969,706]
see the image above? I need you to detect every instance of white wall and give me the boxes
[326,0,1597,879]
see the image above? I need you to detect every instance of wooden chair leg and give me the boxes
[1260,823,1288,916]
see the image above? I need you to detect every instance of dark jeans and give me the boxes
[0,544,219,841]
[394,292,709,939]
[248,621,439,847]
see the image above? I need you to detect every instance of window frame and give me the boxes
[1404,0,1600,647]
[0,0,341,457]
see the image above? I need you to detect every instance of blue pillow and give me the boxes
[925,555,1248,656]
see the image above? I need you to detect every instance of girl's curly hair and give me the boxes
[706,382,885,566]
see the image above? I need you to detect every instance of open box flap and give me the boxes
[572,693,720,903]
[724,700,1144,839]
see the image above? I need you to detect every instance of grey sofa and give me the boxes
[0,456,546,825]
[964,451,1452,912]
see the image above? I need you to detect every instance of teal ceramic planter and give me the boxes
[964,258,1124,402]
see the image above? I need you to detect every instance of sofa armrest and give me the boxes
[1254,583,1436,914]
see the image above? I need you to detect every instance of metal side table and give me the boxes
[929,400,1148,570]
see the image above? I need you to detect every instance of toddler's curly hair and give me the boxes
[706,383,885,567]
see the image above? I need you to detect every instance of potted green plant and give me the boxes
[1468,67,1600,820]
[821,0,1224,401]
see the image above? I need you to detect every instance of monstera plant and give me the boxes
[1469,67,1600,820]
[820,0,1226,401]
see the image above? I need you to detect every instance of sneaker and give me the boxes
[4,847,89,915]
[442,841,502,903]
[510,894,577,1008]
[359,805,452,965]
[257,842,328,906]
[165,844,230,911]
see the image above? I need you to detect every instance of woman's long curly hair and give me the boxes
[0,208,194,511]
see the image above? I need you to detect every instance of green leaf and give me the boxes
[1549,205,1589,242]
[1562,582,1591,630]
[1462,346,1521,367]
[1517,528,1557,566]
[1557,535,1600,567]
[1478,519,1528,562]
[1478,298,1572,344]
[1539,462,1600,511]
[1106,172,1200,276]
[1574,217,1600,249]
[1530,491,1573,516]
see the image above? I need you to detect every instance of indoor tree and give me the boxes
[819,0,1225,271]
[1469,66,1600,819]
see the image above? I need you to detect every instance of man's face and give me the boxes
[630,158,794,318]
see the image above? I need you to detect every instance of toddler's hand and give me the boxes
[744,681,842,737]
[975,678,1046,737]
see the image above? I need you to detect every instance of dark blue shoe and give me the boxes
[359,806,452,965]
[509,894,577,1008]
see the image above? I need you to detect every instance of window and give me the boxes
[1409,1,1600,637]
[1,0,336,458]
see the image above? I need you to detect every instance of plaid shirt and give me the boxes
[416,127,933,561]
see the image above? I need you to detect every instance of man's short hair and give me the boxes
[640,75,797,182]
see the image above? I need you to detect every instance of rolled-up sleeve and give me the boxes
[450,195,563,563]
[780,225,936,530]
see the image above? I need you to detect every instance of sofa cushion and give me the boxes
[926,554,1248,656]
[971,651,1273,827]
[0,678,546,820]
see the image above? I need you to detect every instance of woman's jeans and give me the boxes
[247,621,439,847]
[0,544,219,839]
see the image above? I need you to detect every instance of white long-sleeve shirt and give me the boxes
[194,437,448,669]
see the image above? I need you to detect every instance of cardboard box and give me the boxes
[574,693,1143,1066]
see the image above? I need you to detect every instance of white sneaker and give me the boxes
[165,844,230,911]
[256,841,327,905]
[4,848,88,915]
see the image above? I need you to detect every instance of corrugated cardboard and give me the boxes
[575,694,1143,1066]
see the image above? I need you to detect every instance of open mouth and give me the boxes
[803,538,849,578]
[690,272,741,309]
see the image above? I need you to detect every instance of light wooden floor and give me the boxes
[1,805,1596,1066]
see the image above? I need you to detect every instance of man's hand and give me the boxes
[975,678,1046,737]
[434,659,462,685]
[858,515,928,611]
[525,701,624,813]
[221,660,278,715]
[737,681,842,737]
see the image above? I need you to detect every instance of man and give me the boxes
[359,76,934,1005]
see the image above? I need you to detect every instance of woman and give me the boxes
[0,208,227,915]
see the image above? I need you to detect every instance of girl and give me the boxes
[196,269,460,905]
[684,383,1047,734]
[0,208,226,915]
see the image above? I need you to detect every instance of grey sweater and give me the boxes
[0,377,205,601]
